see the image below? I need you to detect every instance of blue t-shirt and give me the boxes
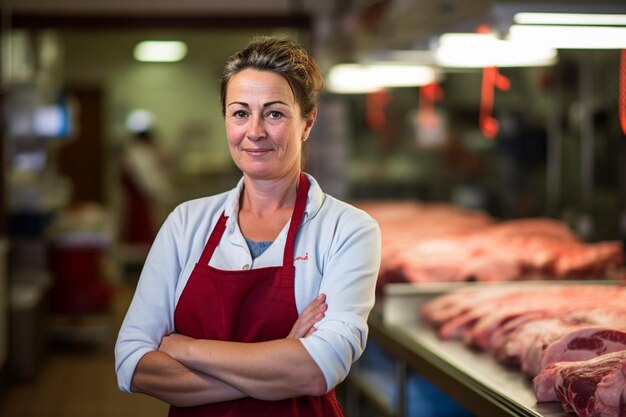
[244,237,272,259]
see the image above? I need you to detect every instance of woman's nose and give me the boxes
[247,115,266,141]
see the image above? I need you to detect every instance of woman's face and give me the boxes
[225,68,316,181]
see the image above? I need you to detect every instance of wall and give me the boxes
[62,30,252,154]
[60,29,303,207]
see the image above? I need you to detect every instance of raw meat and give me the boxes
[420,286,515,326]
[553,350,626,417]
[420,281,626,416]
[536,328,626,376]
[356,201,495,287]
[534,360,569,402]
[429,286,626,344]
[523,310,626,376]
[555,242,626,278]
[533,351,626,413]
[494,316,573,367]
[358,199,626,285]
[465,309,548,350]
[488,308,626,373]
[594,360,626,417]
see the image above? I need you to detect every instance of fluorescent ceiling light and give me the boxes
[363,50,435,65]
[327,63,437,94]
[369,63,438,87]
[434,33,557,68]
[327,65,381,94]
[134,41,188,62]
[514,12,626,26]
[509,25,626,49]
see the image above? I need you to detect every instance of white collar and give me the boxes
[222,172,325,232]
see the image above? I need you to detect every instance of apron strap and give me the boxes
[199,173,309,267]
[283,172,310,267]
[199,212,228,266]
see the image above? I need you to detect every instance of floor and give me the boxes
[0,266,365,417]
[0,277,169,417]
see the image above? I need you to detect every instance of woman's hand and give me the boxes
[159,333,195,362]
[287,293,327,339]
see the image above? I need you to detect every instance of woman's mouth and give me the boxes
[244,148,273,156]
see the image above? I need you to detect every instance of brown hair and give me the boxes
[220,36,324,118]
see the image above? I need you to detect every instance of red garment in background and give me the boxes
[121,167,156,246]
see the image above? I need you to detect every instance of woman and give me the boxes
[115,36,381,416]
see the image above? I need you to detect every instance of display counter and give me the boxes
[355,282,623,417]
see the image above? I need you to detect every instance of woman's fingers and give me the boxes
[158,333,195,361]
[287,294,327,339]
[301,294,326,321]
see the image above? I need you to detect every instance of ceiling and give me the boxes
[2,0,332,15]
[4,0,626,62]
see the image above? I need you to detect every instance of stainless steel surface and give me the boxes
[376,281,624,417]
[385,323,567,417]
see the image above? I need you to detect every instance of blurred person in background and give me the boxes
[115,36,381,416]
[120,125,173,252]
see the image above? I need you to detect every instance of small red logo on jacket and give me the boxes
[294,252,309,261]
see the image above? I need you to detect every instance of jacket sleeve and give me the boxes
[114,210,183,392]
[299,211,381,390]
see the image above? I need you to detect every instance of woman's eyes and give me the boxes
[266,110,283,119]
[231,110,283,119]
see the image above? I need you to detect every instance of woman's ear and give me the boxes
[303,107,318,139]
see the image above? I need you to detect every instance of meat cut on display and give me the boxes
[493,307,626,375]
[422,285,626,348]
[388,223,623,283]
[532,327,626,377]
[533,350,626,417]
[420,284,626,417]
[357,201,625,286]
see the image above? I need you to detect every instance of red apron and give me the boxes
[170,173,343,417]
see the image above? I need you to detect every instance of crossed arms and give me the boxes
[131,294,328,407]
